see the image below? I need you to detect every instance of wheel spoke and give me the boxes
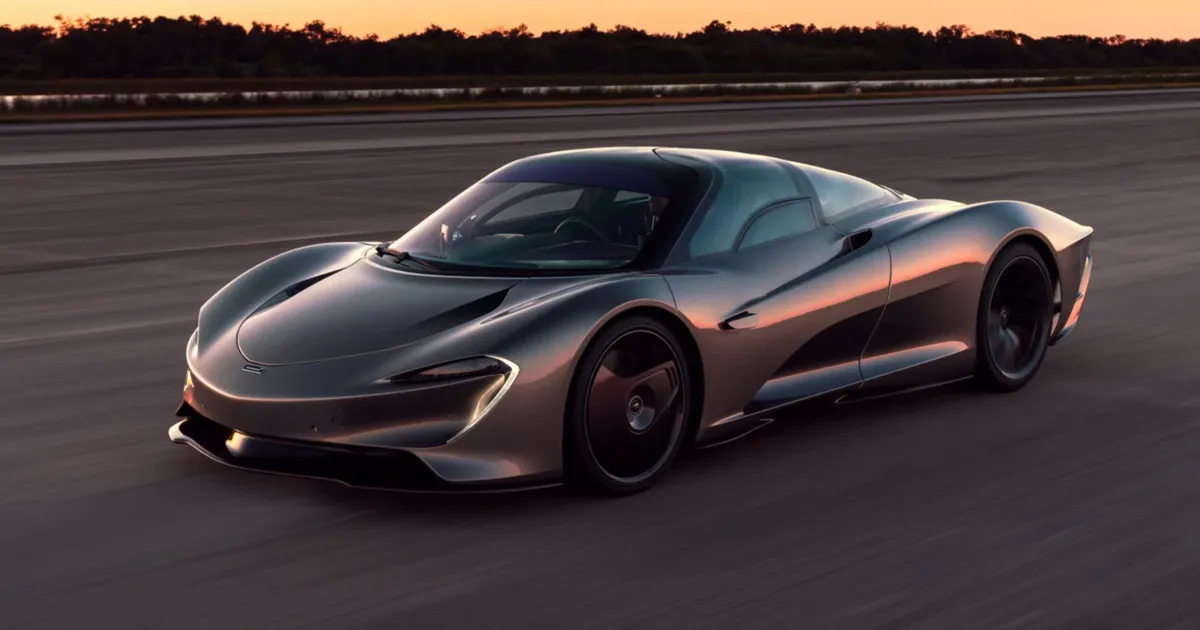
[989,325,1009,368]
[1001,328,1022,368]
[659,382,682,418]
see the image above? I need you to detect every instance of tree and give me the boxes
[1,17,1197,80]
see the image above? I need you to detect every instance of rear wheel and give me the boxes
[974,242,1053,392]
[565,316,691,495]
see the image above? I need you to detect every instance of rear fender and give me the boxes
[859,200,1092,387]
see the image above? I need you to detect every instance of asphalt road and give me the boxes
[2,91,1200,629]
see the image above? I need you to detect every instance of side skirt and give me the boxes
[695,418,775,450]
[834,375,974,405]
[693,375,973,450]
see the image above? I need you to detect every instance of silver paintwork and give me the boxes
[170,147,1094,490]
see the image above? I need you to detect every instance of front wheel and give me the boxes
[565,316,692,495]
[974,242,1053,392]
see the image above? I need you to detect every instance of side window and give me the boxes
[688,162,800,257]
[804,166,898,222]
[488,185,583,222]
[613,190,650,202]
[736,199,817,251]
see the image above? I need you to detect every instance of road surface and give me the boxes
[2,90,1200,629]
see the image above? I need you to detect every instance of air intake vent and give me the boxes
[847,229,873,251]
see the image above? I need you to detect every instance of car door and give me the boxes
[723,210,890,413]
[662,159,891,428]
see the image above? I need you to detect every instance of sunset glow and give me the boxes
[6,0,1199,40]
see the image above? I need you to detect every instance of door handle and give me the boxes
[720,311,758,331]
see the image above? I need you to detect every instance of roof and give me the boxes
[483,147,701,198]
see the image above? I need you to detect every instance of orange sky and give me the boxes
[6,0,1199,40]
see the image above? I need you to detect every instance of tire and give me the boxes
[974,242,1054,392]
[564,316,692,495]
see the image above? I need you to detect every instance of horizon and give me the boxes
[6,0,1200,41]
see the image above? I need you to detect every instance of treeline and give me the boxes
[2,16,1199,80]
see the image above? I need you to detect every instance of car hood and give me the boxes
[236,261,525,365]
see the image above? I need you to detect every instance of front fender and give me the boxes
[418,273,679,478]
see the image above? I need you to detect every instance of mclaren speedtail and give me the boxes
[170,147,1094,495]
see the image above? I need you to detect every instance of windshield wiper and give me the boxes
[375,244,545,275]
[401,252,453,271]
[374,244,443,270]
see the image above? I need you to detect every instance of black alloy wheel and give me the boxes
[566,316,692,495]
[975,242,1054,392]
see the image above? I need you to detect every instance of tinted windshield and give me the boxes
[384,181,672,272]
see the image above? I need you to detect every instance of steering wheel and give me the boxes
[554,218,609,243]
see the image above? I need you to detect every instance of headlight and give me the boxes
[386,356,519,443]
[389,357,508,384]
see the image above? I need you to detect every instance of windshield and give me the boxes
[383,181,672,272]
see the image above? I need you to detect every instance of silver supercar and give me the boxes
[171,147,1094,495]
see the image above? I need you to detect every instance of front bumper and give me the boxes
[169,410,560,493]
[176,322,572,490]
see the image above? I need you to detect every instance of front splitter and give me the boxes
[169,415,561,494]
